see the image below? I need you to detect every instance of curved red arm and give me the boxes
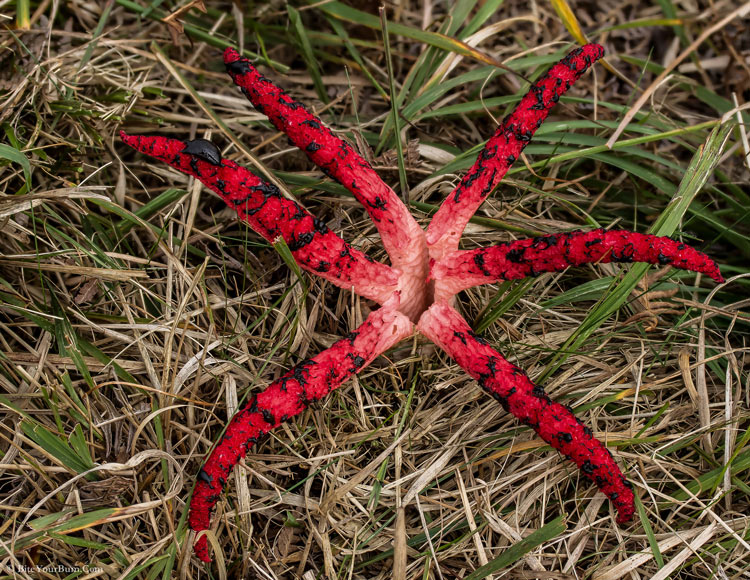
[120,132,399,304]
[223,48,427,278]
[431,228,724,301]
[426,44,605,260]
[189,295,413,562]
[417,302,635,524]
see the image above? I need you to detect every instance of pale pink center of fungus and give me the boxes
[391,231,456,323]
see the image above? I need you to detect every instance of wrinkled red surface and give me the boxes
[418,302,635,523]
[426,44,605,260]
[189,296,412,561]
[223,48,427,280]
[120,43,726,564]
[120,132,397,304]
[432,228,724,299]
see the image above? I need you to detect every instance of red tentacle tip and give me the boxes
[584,43,605,59]
[119,130,134,146]
[223,47,241,65]
[616,507,635,525]
[193,536,211,563]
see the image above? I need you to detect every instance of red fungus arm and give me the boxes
[430,228,724,301]
[426,44,605,260]
[189,295,414,562]
[417,302,635,524]
[121,132,398,304]
[223,48,427,279]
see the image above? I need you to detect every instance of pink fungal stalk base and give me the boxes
[120,43,723,563]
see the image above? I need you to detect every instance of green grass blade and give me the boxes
[20,421,96,476]
[317,2,503,66]
[0,142,32,191]
[444,0,479,37]
[464,516,566,580]
[287,6,328,103]
[325,16,388,99]
[380,7,408,198]
[462,0,506,38]
[272,236,306,292]
[115,187,189,235]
